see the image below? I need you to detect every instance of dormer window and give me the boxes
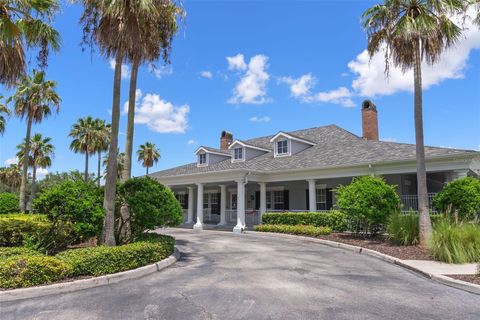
[233,147,244,161]
[277,140,289,155]
[198,153,207,165]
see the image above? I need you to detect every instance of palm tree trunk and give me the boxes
[146,167,149,175]
[84,151,89,181]
[19,116,32,212]
[101,52,123,246]
[97,151,101,187]
[122,57,140,182]
[413,40,432,247]
[28,165,37,211]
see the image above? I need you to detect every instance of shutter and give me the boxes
[305,189,309,210]
[326,188,333,210]
[255,191,260,210]
[283,190,290,211]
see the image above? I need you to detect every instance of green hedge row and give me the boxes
[0,193,20,214]
[254,224,332,236]
[0,214,50,246]
[262,211,346,231]
[0,234,175,289]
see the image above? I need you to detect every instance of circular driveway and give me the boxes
[2,228,479,319]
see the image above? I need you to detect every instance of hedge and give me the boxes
[0,214,50,246]
[0,193,20,214]
[0,255,72,289]
[255,224,332,236]
[261,211,346,231]
[56,234,174,277]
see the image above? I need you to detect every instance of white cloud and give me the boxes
[149,64,173,79]
[124,89,189,133]
[109,59,130,79]
[228,54,270,104]
[280,74,354,107]
[348,12,480,97]
[187,139,197,145]
[227,54,247,71]
[249,116,271,123]
[4,157,18,165]
[279,74,315,100]
[36,168,49,178]
[200,71,213,79]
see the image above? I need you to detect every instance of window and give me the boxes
[175,193,188,209]
[266,191,284,210]
[198,153,207,165]
[233,147,243,160]
[276,140,288,155]
[316,188,326,210]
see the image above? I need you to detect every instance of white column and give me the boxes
[308,179,317,212]
[218,185,227,225]
[187,187,194,224]
[233,179,246,233]
[259,182,267,224]
[193,183,204,230]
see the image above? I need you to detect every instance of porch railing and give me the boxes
[400,193,437,212]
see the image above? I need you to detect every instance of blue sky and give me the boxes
[1,0,479,178]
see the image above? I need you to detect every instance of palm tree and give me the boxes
[0,0,61,86]
[69,117,97,181]
[122,1,184,182]
[16,133,54,209]
[137,142,160,175]
[78,0,181,245]
[8,70,60,212]
[0,164,21,191]
[0,96,10,134]
[362,0,464,246]
[103,149,125,181]
[92,119,111,186]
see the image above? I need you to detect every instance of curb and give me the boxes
[0,247,181,302]
[249,231,480,295]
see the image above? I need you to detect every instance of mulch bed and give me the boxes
[446,274,480,285]
[316,233,433,260]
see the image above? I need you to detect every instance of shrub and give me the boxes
[335,176,401,235]
[433,177,480,221]
[117,177,183,241]
[56,234,174,277]
[33,180,104,242]
[430,221,480,263]
[387,213,445,246]
[0,255,72,289]
[255,224,332,236]
[0,247,41,259]
[0,214,51,246]
[0,193,19,214]
[261,211,346,231]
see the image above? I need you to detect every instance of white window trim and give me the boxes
[274,139,291,157]
[232,147,245,163]
[197,153,208,167]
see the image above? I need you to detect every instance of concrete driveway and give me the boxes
[1,228,479,320]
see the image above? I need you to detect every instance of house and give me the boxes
[151,100,480,233]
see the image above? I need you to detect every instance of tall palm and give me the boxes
[103,149,125,181]
[0,0,61,86]
[0,96,10,134]
[16,133,54,209]
[78,0,180,246]
[122,1,184,181]
[362,0,464,246]
[92,119,110,186]
[69,116,97,181]
[137,142,160,175]
[0,164,21,191]
[8,70,60,212]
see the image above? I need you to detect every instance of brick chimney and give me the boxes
[220,130,233,150]
[361,100,379,141]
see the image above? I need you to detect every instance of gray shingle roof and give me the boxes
[197,146,230,155]
[152,125,476,178]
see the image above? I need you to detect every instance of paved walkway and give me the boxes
[402,260,478,275]
[1,229,479,320]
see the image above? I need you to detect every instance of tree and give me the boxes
[69,117,97,181]
[78,0,181,245]
[16,133,54,210]
[92,119,110,186]
[362,0,464,246]
[433,177,480,221]
[137,142,160,175]
[0,0,61,86]
[0,97,10,134]
[122,1,184,181]
[8,70,60,212]
[0,164,21,192]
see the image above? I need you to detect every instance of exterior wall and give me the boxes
[245,148,266,161]
[208,153,230,165]
[290,140,311,155]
